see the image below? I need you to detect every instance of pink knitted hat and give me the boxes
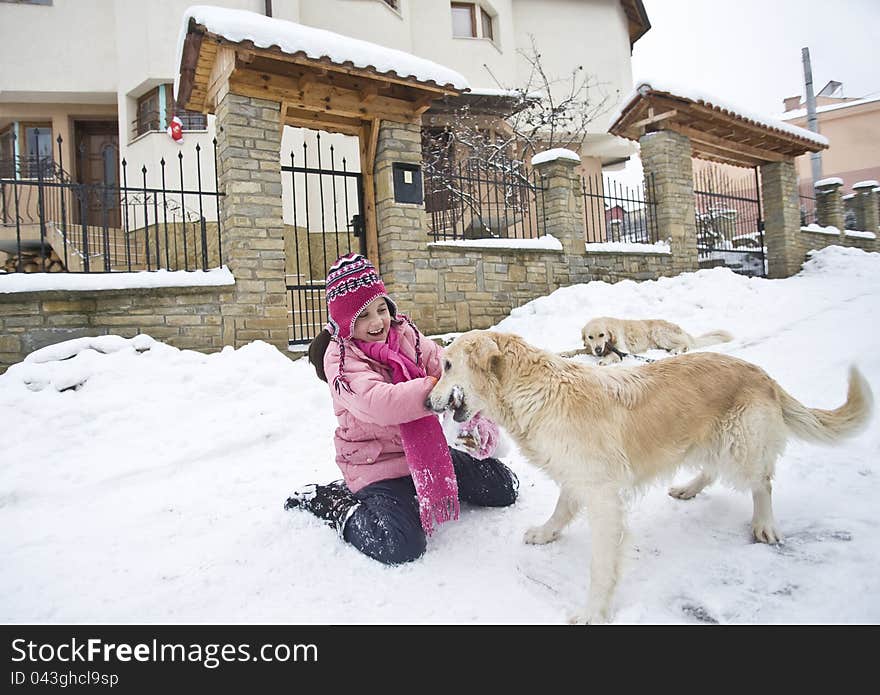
[326,253,397,341]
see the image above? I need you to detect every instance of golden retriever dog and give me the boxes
[573,316,733,365]
[426,330,873,624]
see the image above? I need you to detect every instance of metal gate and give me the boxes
[283,133,366,345]
[694,166,766,277]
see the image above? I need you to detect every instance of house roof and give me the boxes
[620,0,651,46]
[609,81,829,168]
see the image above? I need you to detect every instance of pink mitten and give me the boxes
[457,411,500,460]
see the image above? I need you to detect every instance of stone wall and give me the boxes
[0,285,233,373]
[214,92,289,352]
[582,250,672,283]
[800,228,878,256]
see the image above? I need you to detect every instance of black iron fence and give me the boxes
[693,167,765,277]
[283,134,365,345]
[581,173,660,244]
[423,159,546,241]
[0,130,223,273]
[799,194,817,226]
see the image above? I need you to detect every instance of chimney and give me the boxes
[783,96,802,112]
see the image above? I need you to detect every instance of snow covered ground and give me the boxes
[2,246,878,624]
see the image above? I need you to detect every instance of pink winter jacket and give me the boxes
[323,321,444,493]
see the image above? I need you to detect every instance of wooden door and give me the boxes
[74,121,120,228]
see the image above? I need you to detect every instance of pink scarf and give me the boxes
[355,326,460,536]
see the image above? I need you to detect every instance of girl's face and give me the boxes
[352,297,391,343]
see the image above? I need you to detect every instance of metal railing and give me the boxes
[799,194,817,226]
[423,159,546,241]
[693,167,765,277]
[581,173,660,244]
[1,130,223,273]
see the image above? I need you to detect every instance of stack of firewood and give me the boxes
[2,247,66,272]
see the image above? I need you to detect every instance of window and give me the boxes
[451,3,494,41]
[136,89,162,137]
[0,127,13,178]
[21,123,53,178]
[451,3,476,38]
[134,84,207,138]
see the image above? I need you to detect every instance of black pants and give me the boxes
[342,448,518,565]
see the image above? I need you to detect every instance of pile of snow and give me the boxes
[2,245,878,624]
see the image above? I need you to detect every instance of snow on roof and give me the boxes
[853,180,880,189]
[174,5,469,102]
[610,78,829,147]
[468,87,542,100]
[814,177,844,188]
[780,95,880,121]
[531,148,581,166]
[0,267,235,294]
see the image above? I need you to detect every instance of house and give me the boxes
[780,80,880,196]
[1,0,649,223]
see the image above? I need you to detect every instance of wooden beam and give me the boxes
[208,34,459,95]
[360,119,380,267]
[630,108,677,129]
[206,45,236,111]
[228,68,422,124]
[674,124,789,163]
[283,107,363,137]
[177,30,205,112]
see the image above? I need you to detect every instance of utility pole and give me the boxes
[802,47,823,184]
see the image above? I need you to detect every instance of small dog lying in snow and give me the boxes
[561,316,733,365]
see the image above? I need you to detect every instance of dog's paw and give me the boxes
[752,521,784,545]
[523,525,560,545]
[668,484,699,500]
[597,356,616,366]
[567,607,609,625]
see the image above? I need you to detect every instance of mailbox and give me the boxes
[392,162,423,205]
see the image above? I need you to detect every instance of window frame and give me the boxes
[451,2,496,44]
[480,7,493,41]
[451,2,477,39]
[0,125,14,179]
[133,84,207,139]
[19,121,54,179]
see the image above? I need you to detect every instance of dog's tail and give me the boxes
[779,366,873,444]
[691,330,734,348]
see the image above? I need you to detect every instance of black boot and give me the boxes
[284,480,359,536]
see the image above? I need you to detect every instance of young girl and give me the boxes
[286,253,518,565]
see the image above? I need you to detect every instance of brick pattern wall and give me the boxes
[0,286,232,373]
[815,180,845,230]
[582,250,672,283]
[852,184,879,233]
[761,160,803,278]
[214,92,288,351]
[800,229,878,256]
[638,130,697,274]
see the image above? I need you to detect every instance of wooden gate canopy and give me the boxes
[609,81,829,168]
[174,6,466,135]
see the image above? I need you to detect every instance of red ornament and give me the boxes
[167,115,183,144]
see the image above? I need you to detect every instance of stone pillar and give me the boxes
[760,159,802,279]
[214,92,288,351]
[852,180,879,232]
[531,157,584,255]
[814,177,845,230]
[638,130,697,274]
[373,120,435,329]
